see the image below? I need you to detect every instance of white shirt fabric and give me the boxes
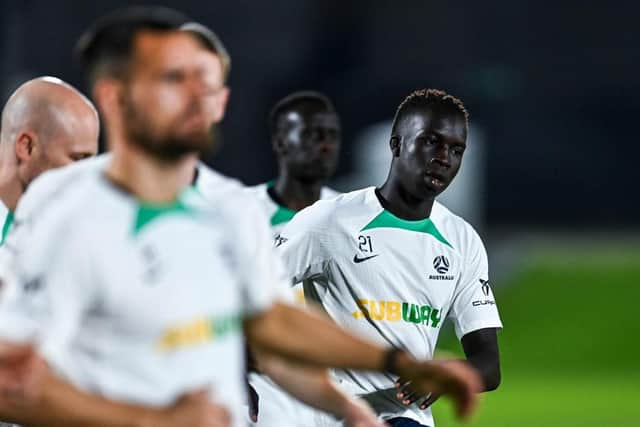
[244,182,340,427]
[276,187,503,427]
[0,158,282,427]
[245,183,339,237]
[0,199,15,427]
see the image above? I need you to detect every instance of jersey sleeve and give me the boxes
[0,216,97,362]
[449,226,503,340]
[275,202,333,285]
[223,196,289,316]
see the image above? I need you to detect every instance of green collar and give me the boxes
[270,206,297,226]
[132,198,194,236]
[361,210,452,248]
[265,181,298,226]
[0,211,14,245]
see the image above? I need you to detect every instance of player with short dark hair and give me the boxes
[246,90,341,426]
[256,90,340,217]
[277,88,502,427]
[0,8,482,427]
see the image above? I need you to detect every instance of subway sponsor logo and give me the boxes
[156,313,241,351]
[352,299,442,327]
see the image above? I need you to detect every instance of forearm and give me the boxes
[245,302,388,372]
[461,328,501,392]
[465,354,500,391]
[257,353,350,417]
[0,372,159,427]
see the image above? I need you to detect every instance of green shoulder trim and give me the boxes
[0,211,14,245]
[270,206,297,226]
[360,210,452,248]
[132,198,194,236]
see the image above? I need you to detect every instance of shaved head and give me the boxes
[1,76,98,146]
[0,76,99,196]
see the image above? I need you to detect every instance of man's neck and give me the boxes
[0,158,23,212]
[273,172,325,212]
[377,178,435,221]
[105,143,194,203]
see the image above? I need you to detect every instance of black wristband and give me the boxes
[383,347,403,375]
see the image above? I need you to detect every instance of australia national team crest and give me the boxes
[429,255,454,280]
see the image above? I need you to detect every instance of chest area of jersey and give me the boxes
[91,218,243,347]
[331,228,461,306]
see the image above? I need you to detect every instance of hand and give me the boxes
[395,356,482,419]
[152,389,231,427]
[394,377,441,410]
[0,343,47,403]
[342,398,387,427]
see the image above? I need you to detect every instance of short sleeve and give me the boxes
[0,217,96,360]
[275,202,333,285]
[222,195,289,316]
[449,226,503,340]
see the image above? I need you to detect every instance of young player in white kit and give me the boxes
[247,91,340,234]
[277,89,503,427]
[0,9,482,427]
[245,92,342,426]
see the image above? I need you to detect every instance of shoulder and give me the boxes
[320,186,341,200]
[187,186,272,241]
[284,187,372,235]
[242,183,270,203]
[19,179,104,264]
[431,201,486,255]
[16,154,110,223]
[194,163,245,200]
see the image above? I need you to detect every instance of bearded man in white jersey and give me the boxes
[0,17,376,427]
[0,8,481,427]
[277,89,502,427]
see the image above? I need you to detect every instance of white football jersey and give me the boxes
[244,182,340,427]
[277,187,503,426]
[193,163,244,199]
[245,182,339,306]
[0,160,282,427]
[245,183,339,236]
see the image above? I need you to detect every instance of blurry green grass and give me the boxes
[431,246,640,427]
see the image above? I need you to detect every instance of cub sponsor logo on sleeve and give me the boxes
[472,278,496,306]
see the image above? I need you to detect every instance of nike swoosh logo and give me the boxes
[353,254,379,263]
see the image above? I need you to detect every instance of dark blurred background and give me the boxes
[2,0,638,229]
[2,2,639,426]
